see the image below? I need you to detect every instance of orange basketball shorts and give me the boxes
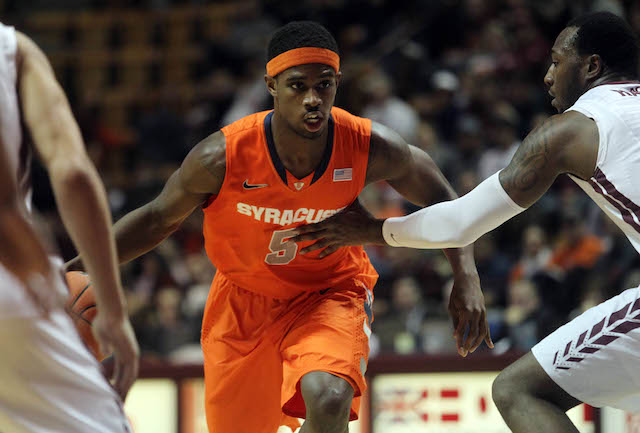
[200,271,375,433]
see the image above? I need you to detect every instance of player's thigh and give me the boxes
[280,280,373,420]
[531,286,640,411]
[201,275,290,433]
[0,310,130,433]
[202,336,285,433]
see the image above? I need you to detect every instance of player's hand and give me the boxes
[288,200,386,257]
[92,312,140,401]
[448,272,493,357]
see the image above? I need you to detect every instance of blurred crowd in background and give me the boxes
[5,0,640,362]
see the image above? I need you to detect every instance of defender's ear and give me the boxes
[585,54,604,81]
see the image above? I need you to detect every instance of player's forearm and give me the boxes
[49,158,126,318]
[0,205,51,284]
[443,245,478,278]
[383,173,526,249]
[401,165,481,275]
[112,202,179,264]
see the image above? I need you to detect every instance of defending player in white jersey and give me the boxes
[0,23,139,433]
[290,12,640,431]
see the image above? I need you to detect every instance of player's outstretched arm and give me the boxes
[17,32,139,399]
[109,131,225,264]
[383,111,598,248]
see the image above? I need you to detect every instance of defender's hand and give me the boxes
[288,200,385,257]
[448,272,493,357]
[92,312,140,401]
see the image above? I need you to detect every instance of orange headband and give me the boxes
[266,47,340,77]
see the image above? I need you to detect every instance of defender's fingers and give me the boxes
[290,221,328,235]
[464,314,481,353]
[485,322,494,349]
[468,315,486,353]
[288,229,328,244]
[299,238,332,254]
[317,245,340,258]
[453,313,468,356]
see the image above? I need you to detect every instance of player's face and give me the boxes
[269,64,341,139]
[544,27,588,113]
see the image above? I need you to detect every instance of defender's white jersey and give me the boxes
[567,82,640,253]
[0,23,43,318]
[0,23,29,210]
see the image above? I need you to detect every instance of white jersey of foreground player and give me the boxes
[0,23,131,433]
[0,21,43,318]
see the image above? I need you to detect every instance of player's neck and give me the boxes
[588,73,639,91]
[271,112,329,178]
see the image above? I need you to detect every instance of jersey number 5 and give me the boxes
[265,229,298,265]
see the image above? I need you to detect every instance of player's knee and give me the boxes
[492,369,520,412]
[303,375,353,418]
[313,385,352,418]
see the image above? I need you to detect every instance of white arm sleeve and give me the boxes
[382,172,526,249]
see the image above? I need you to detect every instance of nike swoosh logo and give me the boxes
[243,180,269,190]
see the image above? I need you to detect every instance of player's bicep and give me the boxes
[367,122,455,206]
[498,116,564,208]
[388,145,456,206]
[149,132,226,227]
[148,169,207,227]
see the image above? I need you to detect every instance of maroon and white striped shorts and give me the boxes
[532,286,640,412]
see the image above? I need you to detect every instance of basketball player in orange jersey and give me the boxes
[80,21,491,433]
[0,25,138,433]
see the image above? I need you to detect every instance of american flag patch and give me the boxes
[333,168,352,182]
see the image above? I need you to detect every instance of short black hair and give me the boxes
[267,21,339,63]
[567,12,640,78]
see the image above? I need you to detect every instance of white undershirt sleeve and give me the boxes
[382,171,526,249]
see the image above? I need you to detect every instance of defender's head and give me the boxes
[545,12,640,113]
[265,21,341,139]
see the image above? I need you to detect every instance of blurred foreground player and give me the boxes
[0,24,138,432]
[78,21,491,433]
[290,12,640,431]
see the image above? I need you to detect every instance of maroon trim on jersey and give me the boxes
[588,168,640,234]
[593,80,640,88]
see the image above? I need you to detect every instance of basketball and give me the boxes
[64,271,108,361]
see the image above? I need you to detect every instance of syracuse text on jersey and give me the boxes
[236,202,346,226]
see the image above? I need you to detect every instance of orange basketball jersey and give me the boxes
[202,107,378,299]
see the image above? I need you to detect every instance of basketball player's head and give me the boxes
[265,21,341,139]
[545,12,640,113]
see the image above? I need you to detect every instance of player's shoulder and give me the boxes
[545,110,597,142]
[221,110,271,139]
[330,107,371,137]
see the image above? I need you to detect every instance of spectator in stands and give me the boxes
[372,276,427,354]
[360,67,420,144]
